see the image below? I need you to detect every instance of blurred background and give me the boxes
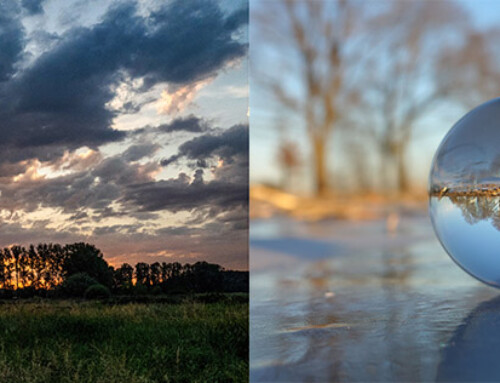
[250,0,500,218]
[249,1,500,381]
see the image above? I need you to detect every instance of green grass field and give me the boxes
[0,297,248,382]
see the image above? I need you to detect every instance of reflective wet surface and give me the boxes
[250,215,500,382]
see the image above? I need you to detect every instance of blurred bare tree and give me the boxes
[350,1,500,194]
[345,140,372,193]
[275,118,301,190]
[253,0,362,196]
[277,141,301,190]
[253,0,500,196]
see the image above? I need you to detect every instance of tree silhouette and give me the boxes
[2,248,13,290]
[161,262,172,285]
[28,245,38,289]
[0,242,248,298]
[135,262,150,288]
[10,246,22,290]
[19,247,31,288]
[62,243,113,288]
[114,263,134,292]
[0,250,7,289]
[150,262,161,287]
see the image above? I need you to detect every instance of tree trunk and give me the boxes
[312,135,328,196]
[396,146,409,194]
[379,150,391,192]
[15,262,19,290]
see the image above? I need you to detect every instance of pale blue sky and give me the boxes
[459,0,500,29]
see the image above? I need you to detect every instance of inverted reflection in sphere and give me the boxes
[430,98,500,288]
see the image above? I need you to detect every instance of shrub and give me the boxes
[18,287,36,299]
[84,284,111,300]
[133,283,148,296]
[45,288,63,299]
[62,273,98,297]
[151,286,162,296]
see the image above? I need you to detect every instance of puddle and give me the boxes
[251,216,499,382]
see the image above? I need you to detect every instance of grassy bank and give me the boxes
[0,298,248,382]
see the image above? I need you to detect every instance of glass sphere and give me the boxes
[430,98,500,288]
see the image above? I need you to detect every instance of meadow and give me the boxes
[0,297,248,383]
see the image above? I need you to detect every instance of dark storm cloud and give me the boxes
[0,1,24,82]
[151,124,248,220]
[217,207,248,231]
[92,224,141,236]
[121,171,248,213]
[92,157,158,185]
[138,0,248,87]
[21,0,45,15]
[0,0,248,163]
[158,115,210,134]
[122,143,160,162]
[69,211,88,221]
[0,162,30,178]
[161,155,181,167]
[0,220,76,246]
[0,156,159,214]
[155,226,199,236]
[161,124,248,166]
[0,142,248,222]
[224,4,249,30]
[91,207,127,222]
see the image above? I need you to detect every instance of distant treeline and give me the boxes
[0,243,248,298]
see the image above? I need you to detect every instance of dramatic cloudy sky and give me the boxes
[0,0,248,269]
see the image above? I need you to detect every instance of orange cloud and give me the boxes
[157,79,212,115]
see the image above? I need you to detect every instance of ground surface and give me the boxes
[0,298,248,383]
[250,213,500,382]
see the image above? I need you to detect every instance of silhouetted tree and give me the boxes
[186,262,224,292]
[150,262,161,287]
[3,248,13,290]
[114,263,134,292]
[160,262,171,284]
[10,246,22,290]
[222,270,249,293]
[36,243,50,288]
[19,247,31,288]
[50,244,64,286]
[62,243,113,288]
[0,250,7,289]
[135,262,150,288]
[171,262,182,279]
[28,245,39,289]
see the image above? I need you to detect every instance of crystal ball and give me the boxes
[430,98,500,288]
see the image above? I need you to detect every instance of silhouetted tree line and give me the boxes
[0,242,248,298]
[114,260,248,295]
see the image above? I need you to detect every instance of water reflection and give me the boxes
[251,216,498,381]
[437,295,500,382]
[430,195,500,287]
